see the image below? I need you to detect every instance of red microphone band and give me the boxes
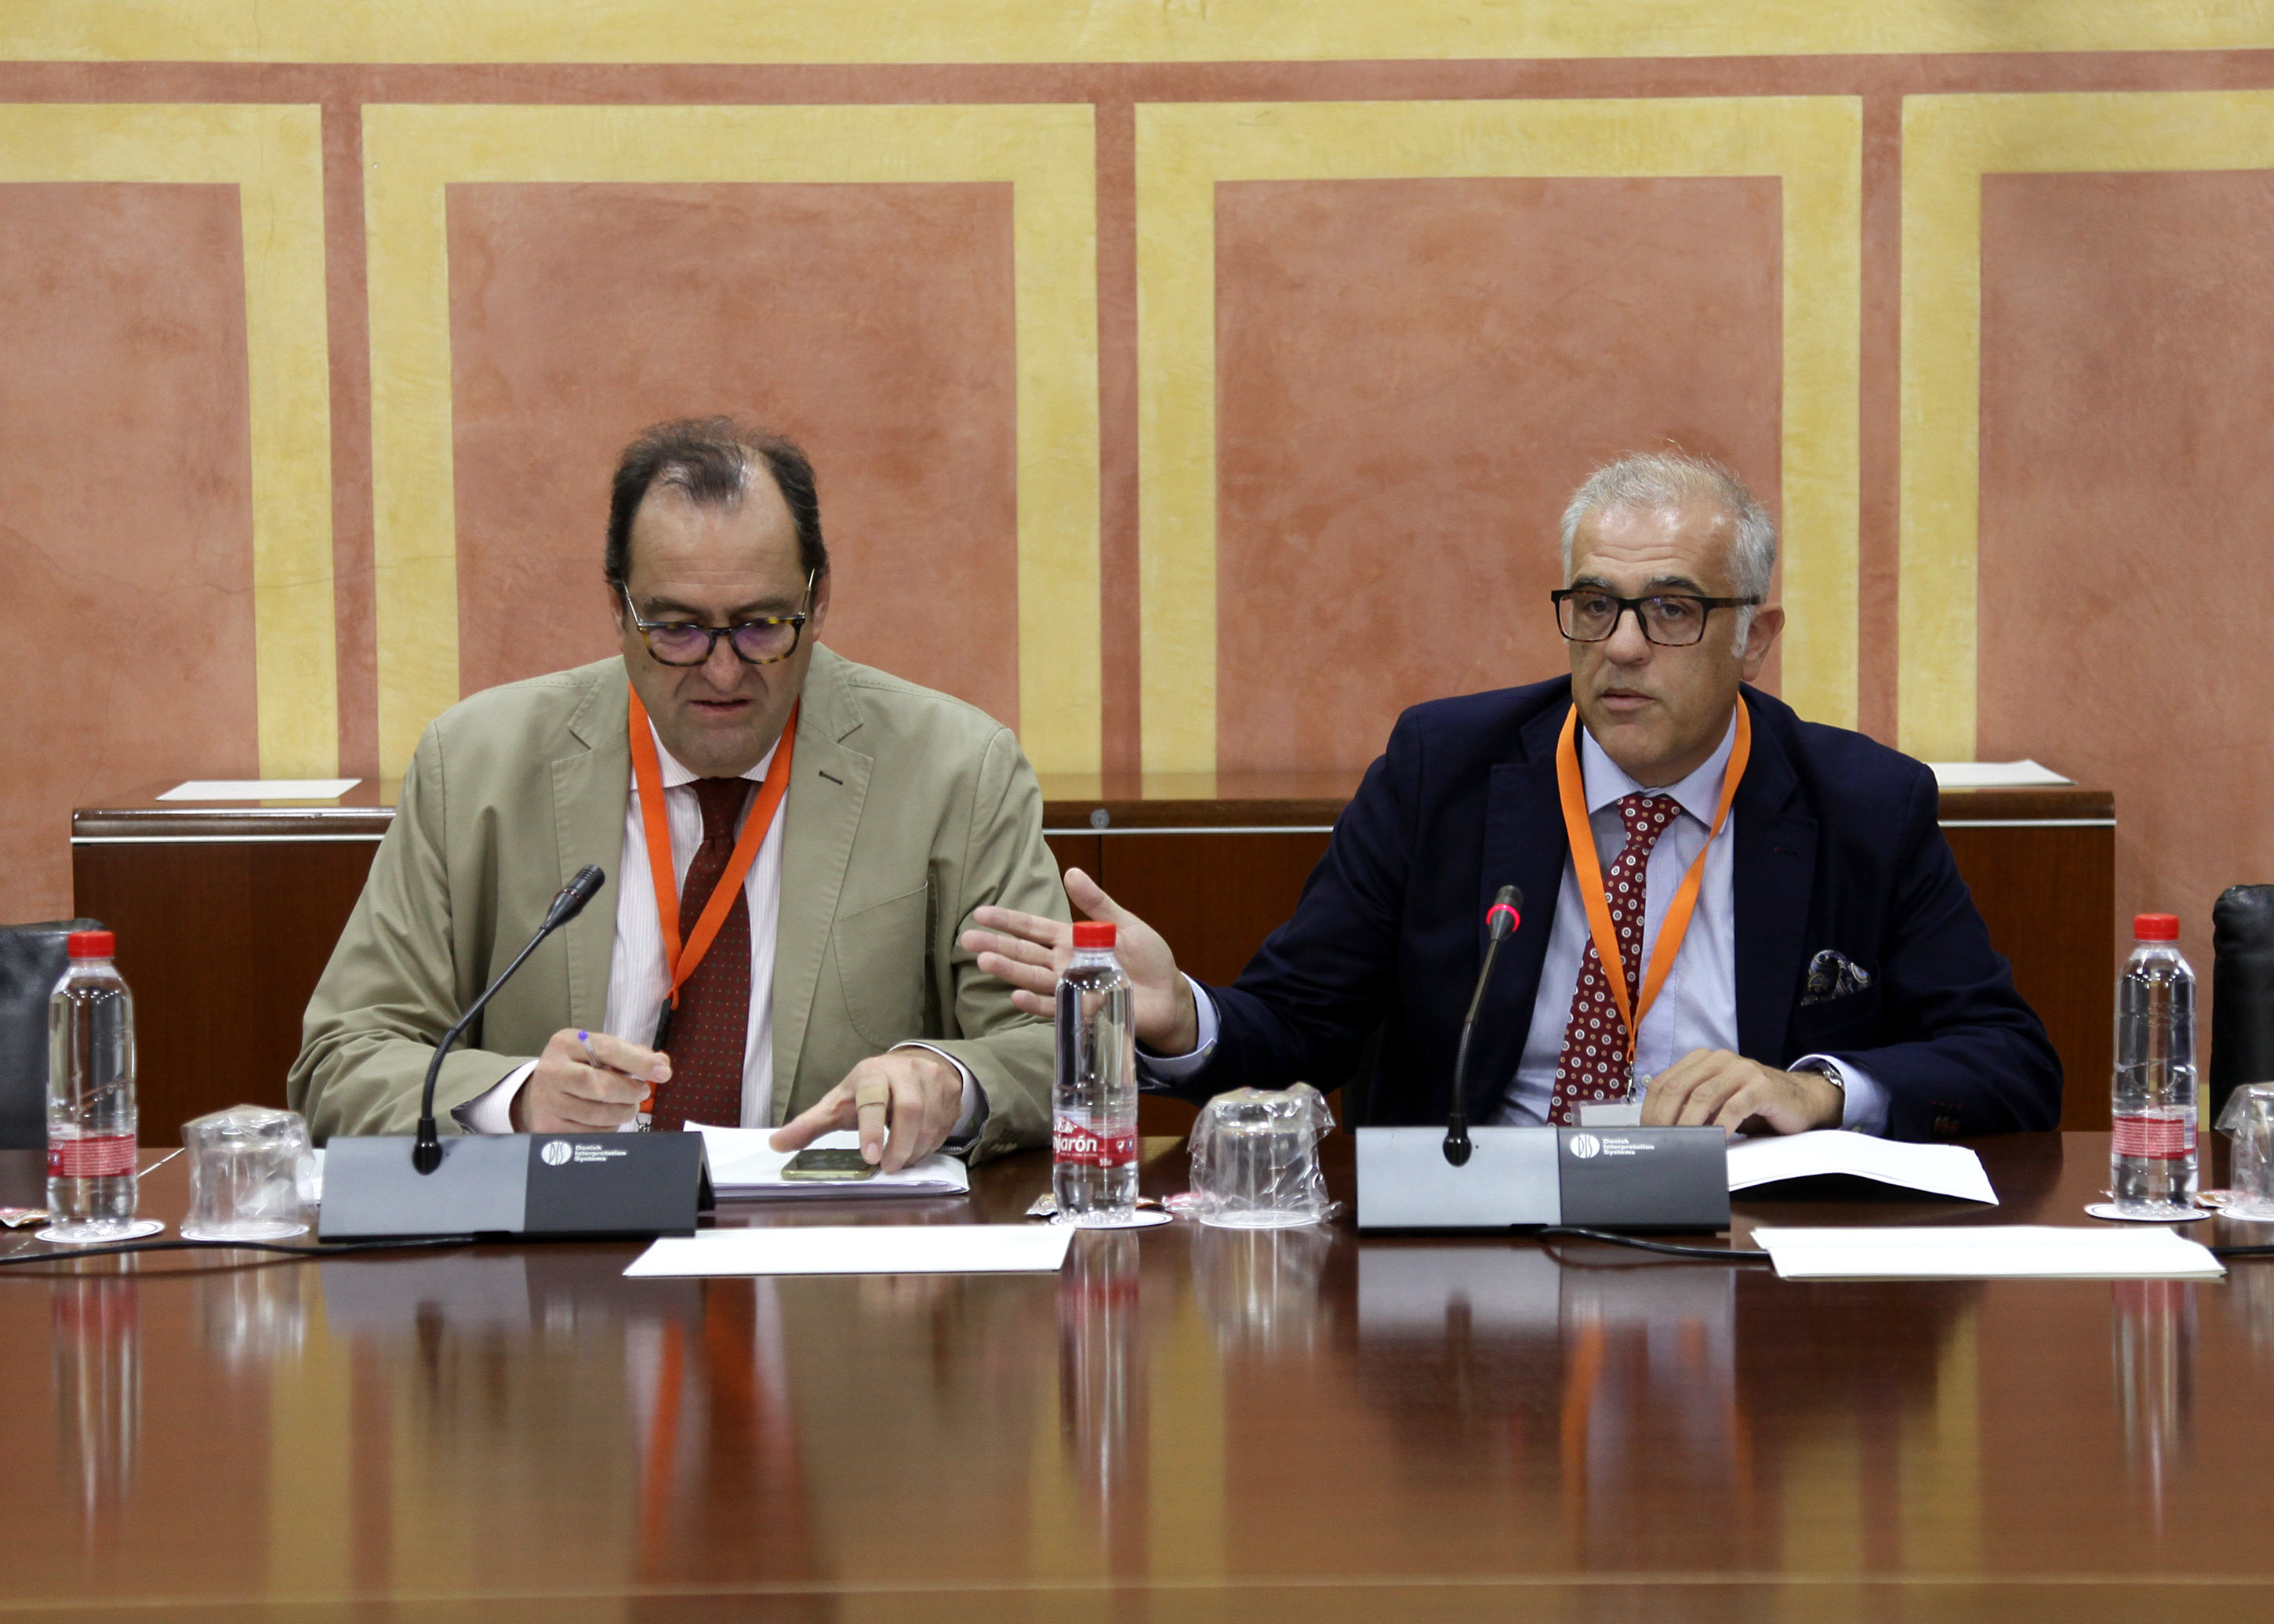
[1485,903,1521,932]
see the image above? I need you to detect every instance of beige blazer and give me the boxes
[288,647,1065,1161]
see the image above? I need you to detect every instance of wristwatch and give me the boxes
[1793,1057,1847,1109]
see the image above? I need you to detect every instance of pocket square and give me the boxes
[1801,948,1873,1006]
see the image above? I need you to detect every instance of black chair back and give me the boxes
[0,919,104,1151]
[2211,885,2274,1121]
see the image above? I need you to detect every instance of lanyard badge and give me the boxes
[627,690,798,1127]
[1553,701,1750,1092]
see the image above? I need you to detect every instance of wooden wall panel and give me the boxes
[72,839,376,1136]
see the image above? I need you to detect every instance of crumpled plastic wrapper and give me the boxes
[1186,1083,1340,1229]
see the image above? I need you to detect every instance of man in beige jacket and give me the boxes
[289,417,1063,1168]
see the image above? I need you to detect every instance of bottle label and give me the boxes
[1053,1115,1136,1167]
[2112,1113,2194,1160]
[47,1133,136,1179]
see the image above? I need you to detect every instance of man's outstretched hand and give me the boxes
[962,866,1200,1055]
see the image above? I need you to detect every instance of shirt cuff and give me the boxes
[1137,975,1220,1081]
[1793,1053,1892,1137]
[892,1043,989,1142]
[452,1059,536,1135]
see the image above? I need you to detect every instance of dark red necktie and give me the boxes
[1549,793,1676,1125]
[652,777,754,1131]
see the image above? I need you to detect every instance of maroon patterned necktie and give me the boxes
[651,777,755,1132]
[1549,793,1678,1125]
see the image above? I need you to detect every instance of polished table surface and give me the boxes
[2,1133,2269,1622]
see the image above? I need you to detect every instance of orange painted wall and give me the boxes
[2,44,2272,1012]
[0,182,260,915]
[1214,175,1782,774]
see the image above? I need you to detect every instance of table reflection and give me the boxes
[1190,1222,1335,1357]
[50,1275,138,1541]
[2112,1278,2195,1528]
[627,1278,816,1596]
[194,1262,312,1365]
[1346,1242,1984,1572]
[1058,1228,1146,1557]
[2223,1241,2274,1351]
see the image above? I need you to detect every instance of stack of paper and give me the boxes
[1927,760,2072,789]
[1749,1225,2224,1281]
[692,1126,970,1201]
[158,778,361,801]
[1727,1130,1998,1204]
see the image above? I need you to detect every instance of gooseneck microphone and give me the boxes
[412,865,606,1175]
[1443,885,1523,1168]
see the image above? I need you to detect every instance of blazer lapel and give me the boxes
[552,664,633,1032]
[769,648,872,1121]
[1731,688,1817,1065]
[1467,695,1573,1121]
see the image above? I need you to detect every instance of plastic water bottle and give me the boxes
[1053,921,1137,1225]
[2111,913,2197,1218]
[46,931,143,1242]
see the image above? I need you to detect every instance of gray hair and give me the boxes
[1558,451,1776,652]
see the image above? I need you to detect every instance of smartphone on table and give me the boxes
[782,1147,878,1182]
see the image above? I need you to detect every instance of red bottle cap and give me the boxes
[2134,914,2180,941]
[65,929,115,958]
[1070,921,1116,950]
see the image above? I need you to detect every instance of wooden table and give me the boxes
[0,1133,2267,1619]
[73,776,2115,1140]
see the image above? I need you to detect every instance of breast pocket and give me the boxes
[1789,985,1883,1052]
[830,885,933,1047]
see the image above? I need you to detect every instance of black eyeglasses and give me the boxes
[620,572,816,667]
[1551,587,1762,648]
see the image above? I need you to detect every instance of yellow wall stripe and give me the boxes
[361,103,1100,783]
[10,1,2274,64]
[1898,90,2274,760]
[1136,97,1862,772]
[0,103,337,779]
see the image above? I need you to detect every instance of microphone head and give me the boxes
[1484,885,1523,941]
[547,864,607,927]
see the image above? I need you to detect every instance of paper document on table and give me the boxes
[624,1224,1072,1279]
[158,778,361,801]
[1727,1130,1997,1204]
[1927,760,2072,789]
[691,1126,969,1200]
[1749,1225,2223,1281]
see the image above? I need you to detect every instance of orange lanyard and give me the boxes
[628,689,797,1008]
[1554,702,1750,1067]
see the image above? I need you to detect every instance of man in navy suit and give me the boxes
[968,452,2060,1140]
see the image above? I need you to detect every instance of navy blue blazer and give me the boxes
[1170,678,2061,1140]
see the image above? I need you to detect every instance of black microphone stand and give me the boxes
[412,866,605,1174]
[1444,885,1522,1168]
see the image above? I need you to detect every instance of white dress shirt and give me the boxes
[1151,706,1888,1135]
[457,723,980,1135]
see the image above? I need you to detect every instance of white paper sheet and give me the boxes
[158,779,361,801]
[1727,1130,1998,1204]
[1926,760,2072,789]
[692,1126,970,1200]
[624,1224,1073,1278]
[1749,1224,2223,1281]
